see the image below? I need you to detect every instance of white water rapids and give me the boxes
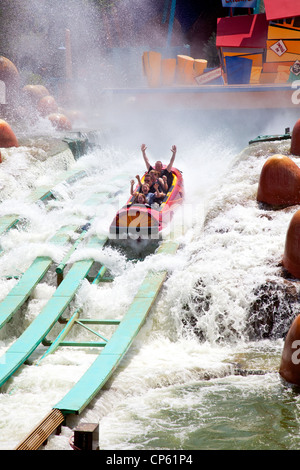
[0,110,300,450]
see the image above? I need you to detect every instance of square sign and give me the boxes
[270,40,287,57]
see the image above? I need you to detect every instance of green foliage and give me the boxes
[203,33,220,68]
[258,0,265,13]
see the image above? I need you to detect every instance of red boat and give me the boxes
[109,167,184,240]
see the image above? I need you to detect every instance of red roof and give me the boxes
[216,14,268,49]
[264,0,300,21]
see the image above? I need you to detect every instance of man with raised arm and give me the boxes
[141,143,177,189]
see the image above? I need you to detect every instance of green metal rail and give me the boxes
[26,169,87,203]
[0,215,20,236]
[0,224,79,330]
[0,186,111,332]
[37,265,109,362]
[55,239,178,415]
[0,168,87,239]
[0,234,107,388]
[15,238,179,449]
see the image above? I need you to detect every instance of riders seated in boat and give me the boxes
[130,180,155,205]
[141,143,176,190]
[130,179,164,206]
[148,170,166,194]
[135,172,166,202]
[134,193,147,205]
[136,172,166,196]
[136,173,151,188]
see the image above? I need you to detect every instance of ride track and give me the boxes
[0,145,180,450]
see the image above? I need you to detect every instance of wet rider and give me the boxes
[130,180,155,205]
[136,172,167,195]
[141,143,176,189]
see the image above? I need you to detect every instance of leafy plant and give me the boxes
[203,32,220,68]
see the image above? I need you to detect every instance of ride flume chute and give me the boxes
[13,237,178,450]
[0,166,87,252]
[0,171,113,385]
[0,159,181,449]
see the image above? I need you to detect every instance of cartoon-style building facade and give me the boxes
[216,0,300,84]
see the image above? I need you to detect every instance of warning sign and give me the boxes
[270,40,287,57]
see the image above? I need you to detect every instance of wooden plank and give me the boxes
[0,235,107,388]
[15,409,65,450]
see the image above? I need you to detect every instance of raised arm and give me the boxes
[136,174,142,186]
[154,182,166,199]
[161,175,168,192]
[166,145,176,172]
[141,144,151,171]
[130,179,135,195]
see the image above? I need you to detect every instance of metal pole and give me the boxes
[166,0,176,48]
[253,0,262,14]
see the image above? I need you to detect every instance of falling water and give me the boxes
[0,108,298,451]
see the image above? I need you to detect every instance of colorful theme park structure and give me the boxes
[142,0,300,87]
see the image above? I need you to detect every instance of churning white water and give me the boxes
[1,110,300,450]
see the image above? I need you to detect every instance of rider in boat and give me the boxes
[141,144,177,190]
[130,179,161,206]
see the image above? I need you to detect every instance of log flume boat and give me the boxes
[109,167,184,241]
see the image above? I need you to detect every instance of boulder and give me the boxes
[0,119,18,148]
